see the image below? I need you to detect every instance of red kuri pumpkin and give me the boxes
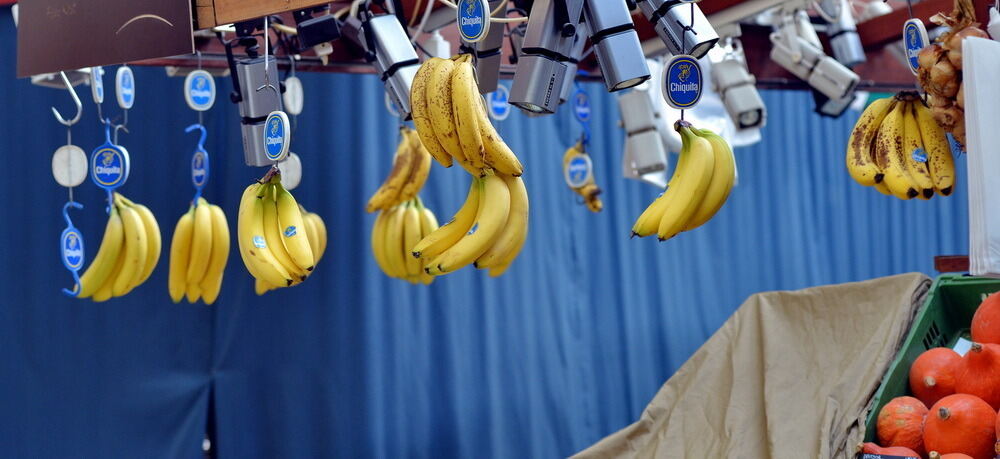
[860,442,920,458]
[877,396,928,456]
[972,292,1000,344]
[910,347,962,407]
[924,394,997,459]
[955,343,1000,410]
[929,452,975,459]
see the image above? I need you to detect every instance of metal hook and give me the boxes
[51,71,82,127]
[60,201,84,297]
[113,123,129,144]
[185,123,207,150]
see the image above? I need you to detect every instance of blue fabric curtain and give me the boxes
[0,8,968,458]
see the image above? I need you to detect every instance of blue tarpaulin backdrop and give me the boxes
[0,9,968,458]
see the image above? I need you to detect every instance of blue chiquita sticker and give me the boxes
[253,236,267,249]
[457,0,490,43]
[184,70,216,111]
[487,84,511,121]
[663,55,702,109]
[574,91,591,123]
[116,66,135,109]
[192,150,209,188]
[284,226,297,238]
[565,155,593,189]
[91,146,128,189]
[61,229,84,271]
[903,19,928,75]
[263,111,291,162]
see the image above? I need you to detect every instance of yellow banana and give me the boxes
[383,205,408,278]
[168,207,194,303]
[366,131,416,213]
[914,101,956,196]
[77,206,124,298]
[875,101,919,200]
[371,209,393,277]
[412,178,480,260]
[185,283,201,303]
[274,180,315,273]
[901,101,935,199]
[476,96,523,177]
[117,194,161,285]
[308,213,327,263]
[399,129,433,202]
[416,201,438,285]
[426,57,466,164]
[92,253,124,302]
[238,185,294,287]
[656,124,716,241]
[684,129,736,230]
[113,195,147,296]
[429,173,510,274]
[199,204,230,305]
[451,57,486,171]
[846,97,893,186]
[475,174,528,270]
[410,58,454,168]
[186,197,213,285]
[302,210,321,266]
[262,184,307,281]
[254,278,275,296]
[402,201,423,277]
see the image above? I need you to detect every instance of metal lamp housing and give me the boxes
[584,0,651,92]
[635,0,720,59]
[509,0,586,114]
[711,58,766,130]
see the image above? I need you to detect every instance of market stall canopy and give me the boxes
[574,273,931,459]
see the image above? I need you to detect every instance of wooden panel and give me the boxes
[195,6,217,30]
[212,0,331,26]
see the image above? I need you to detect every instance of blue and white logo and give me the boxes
[263,111,290,162]
[663,55,702,109]
[457,0,490,43]
[574,91,591,123]
[564,154,593,188]
[90,67,104,104]
[116,66,135,109]
[184,70,215,111]
[192,150,209,189]
[284,226,297,238]
[903,19,928,75]
[253,236,267,249]
[487,84,511,121]
[91,146,127,189]
[912,148,928,163]
[61,229,84,271]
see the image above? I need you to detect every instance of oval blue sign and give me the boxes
[91,146,128,189]
[458,0,490,43]
[61,228,85,271]
[91,67,104,104]
[663,55,702,109]
[192,150,210,189]
[566,156,592,188]
[263,111,290,162]
[903,19,928,75]
[487,84,511,121]
[116,66,135,109]
[573,91,591,123]
[185,70,215,111]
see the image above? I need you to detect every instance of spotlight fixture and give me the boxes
[820,0,866,68]
[509,0,586,114]
[583,0,650,92]
[711,39,766,130]
[634,0,720,59]
[769,11,859,102]
[343,12,421,118]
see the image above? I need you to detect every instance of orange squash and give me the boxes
[972,292,1000,344]
[877,396,928,456]
[910,347,962,406]
[860,442,920,458]
[955,343,1000,410]
[924,394,997,459]
[929,452,974,459]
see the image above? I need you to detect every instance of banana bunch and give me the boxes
[413,172,528,277]
[845,92,956,199]
[371,198,438,284]
[75,193,162,302]
[238,175,327,295]
[632,122,736,241]
[366,127,432,213]
[563,141,603,213]
[410,54,524,177]
[168,198,230,305]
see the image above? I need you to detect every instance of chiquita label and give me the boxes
[663,55,702,109]
[458,0,490,43]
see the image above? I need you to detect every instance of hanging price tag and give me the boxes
[573,90,591,123]
[52,145,88,188]
[90,67,104,104]
[457,0,490,43]
[263,111,291,162]
[903,19,929,75]
[283,76,304,116]
[184,70,216,112]
[278,152,303,190]
[662,55,703,109]
[60,201,85,297]
[486,84,511,121]
[91,123,130,191]
[115,66,135,109]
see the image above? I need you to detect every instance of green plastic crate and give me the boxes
[863,274,1000,441]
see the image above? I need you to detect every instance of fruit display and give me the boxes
[238,173,327,294]
[366,127,432,214]
[877,396,928,456]
[410,54,524,177]
[916,0,990,147]
[168,198,230,305]
[846,93,956,199]
[928,452,975,459]
[971,292,1000,344]
[73,193,162,302]
[924,394,996,459]
[955,343,1000,410]
[563,141,603,213]
[413,172,528,278]
[860,442,921,458]
[371,198,438,284]
[632,121,735,240]
[909,348,962,407]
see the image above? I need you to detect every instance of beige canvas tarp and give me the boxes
[575,273,931,459]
